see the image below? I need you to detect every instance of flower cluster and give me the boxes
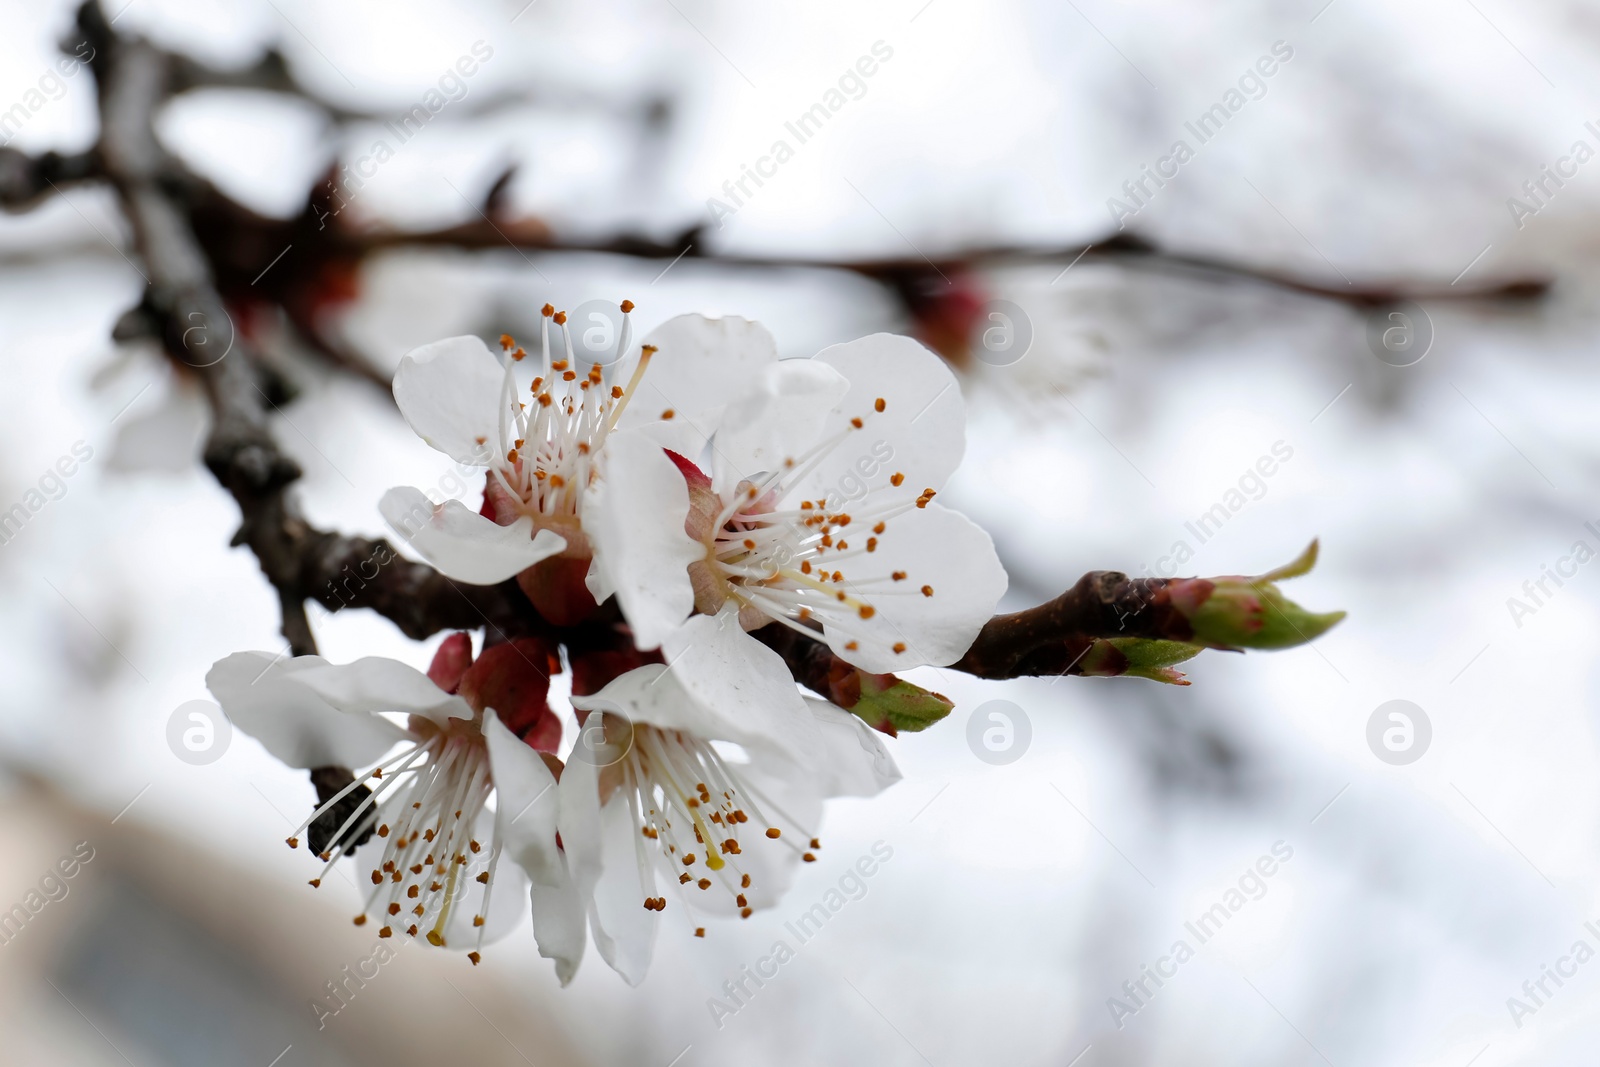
[208,305,1007,984]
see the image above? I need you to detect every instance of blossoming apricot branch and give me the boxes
[199,303,1343,986]
[0,0,1345,993]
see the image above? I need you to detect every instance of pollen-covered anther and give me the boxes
[541,303,554,317]
[922,585,934,596]
[469,951,482,965]
[765,827,781,839]
[858,605,876,619]
[890,472,905,487]
[379,926,393,938]
[353,915,367,926]
[285,836,299,849]
[308,878,321,888]
[553,310,568,325]
[621,299,635,312]
[892,571,907,581]
[803,852,816,862]
[893,642,906,653]
[407,924,419,937]
[499,333,515,350]
[695,928,706,938]
[874,397,886,412]
[388,902,401,915]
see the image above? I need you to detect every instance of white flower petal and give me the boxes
[530,869,586,985]
[616,314,780,454]
[794,333,967,510]
[584,432,699,650]
[558,751,658,985]
[392,335,509,465]
[712,358,849,496]
[290,656,470,726]
[803,698,902,797]
[447,811,530,948]
[573,614,819,765]
[556,750,602,887]
[695,762,822,913]
[484,710,563,885]
[820,502,1007,672]
[206,652,408,769]
[381,486,566,585]
[586,789,659,986]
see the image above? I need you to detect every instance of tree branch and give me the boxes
[0,146,101,212]
[952,571,1191,679]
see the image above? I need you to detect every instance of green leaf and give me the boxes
[849,675,954,734]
